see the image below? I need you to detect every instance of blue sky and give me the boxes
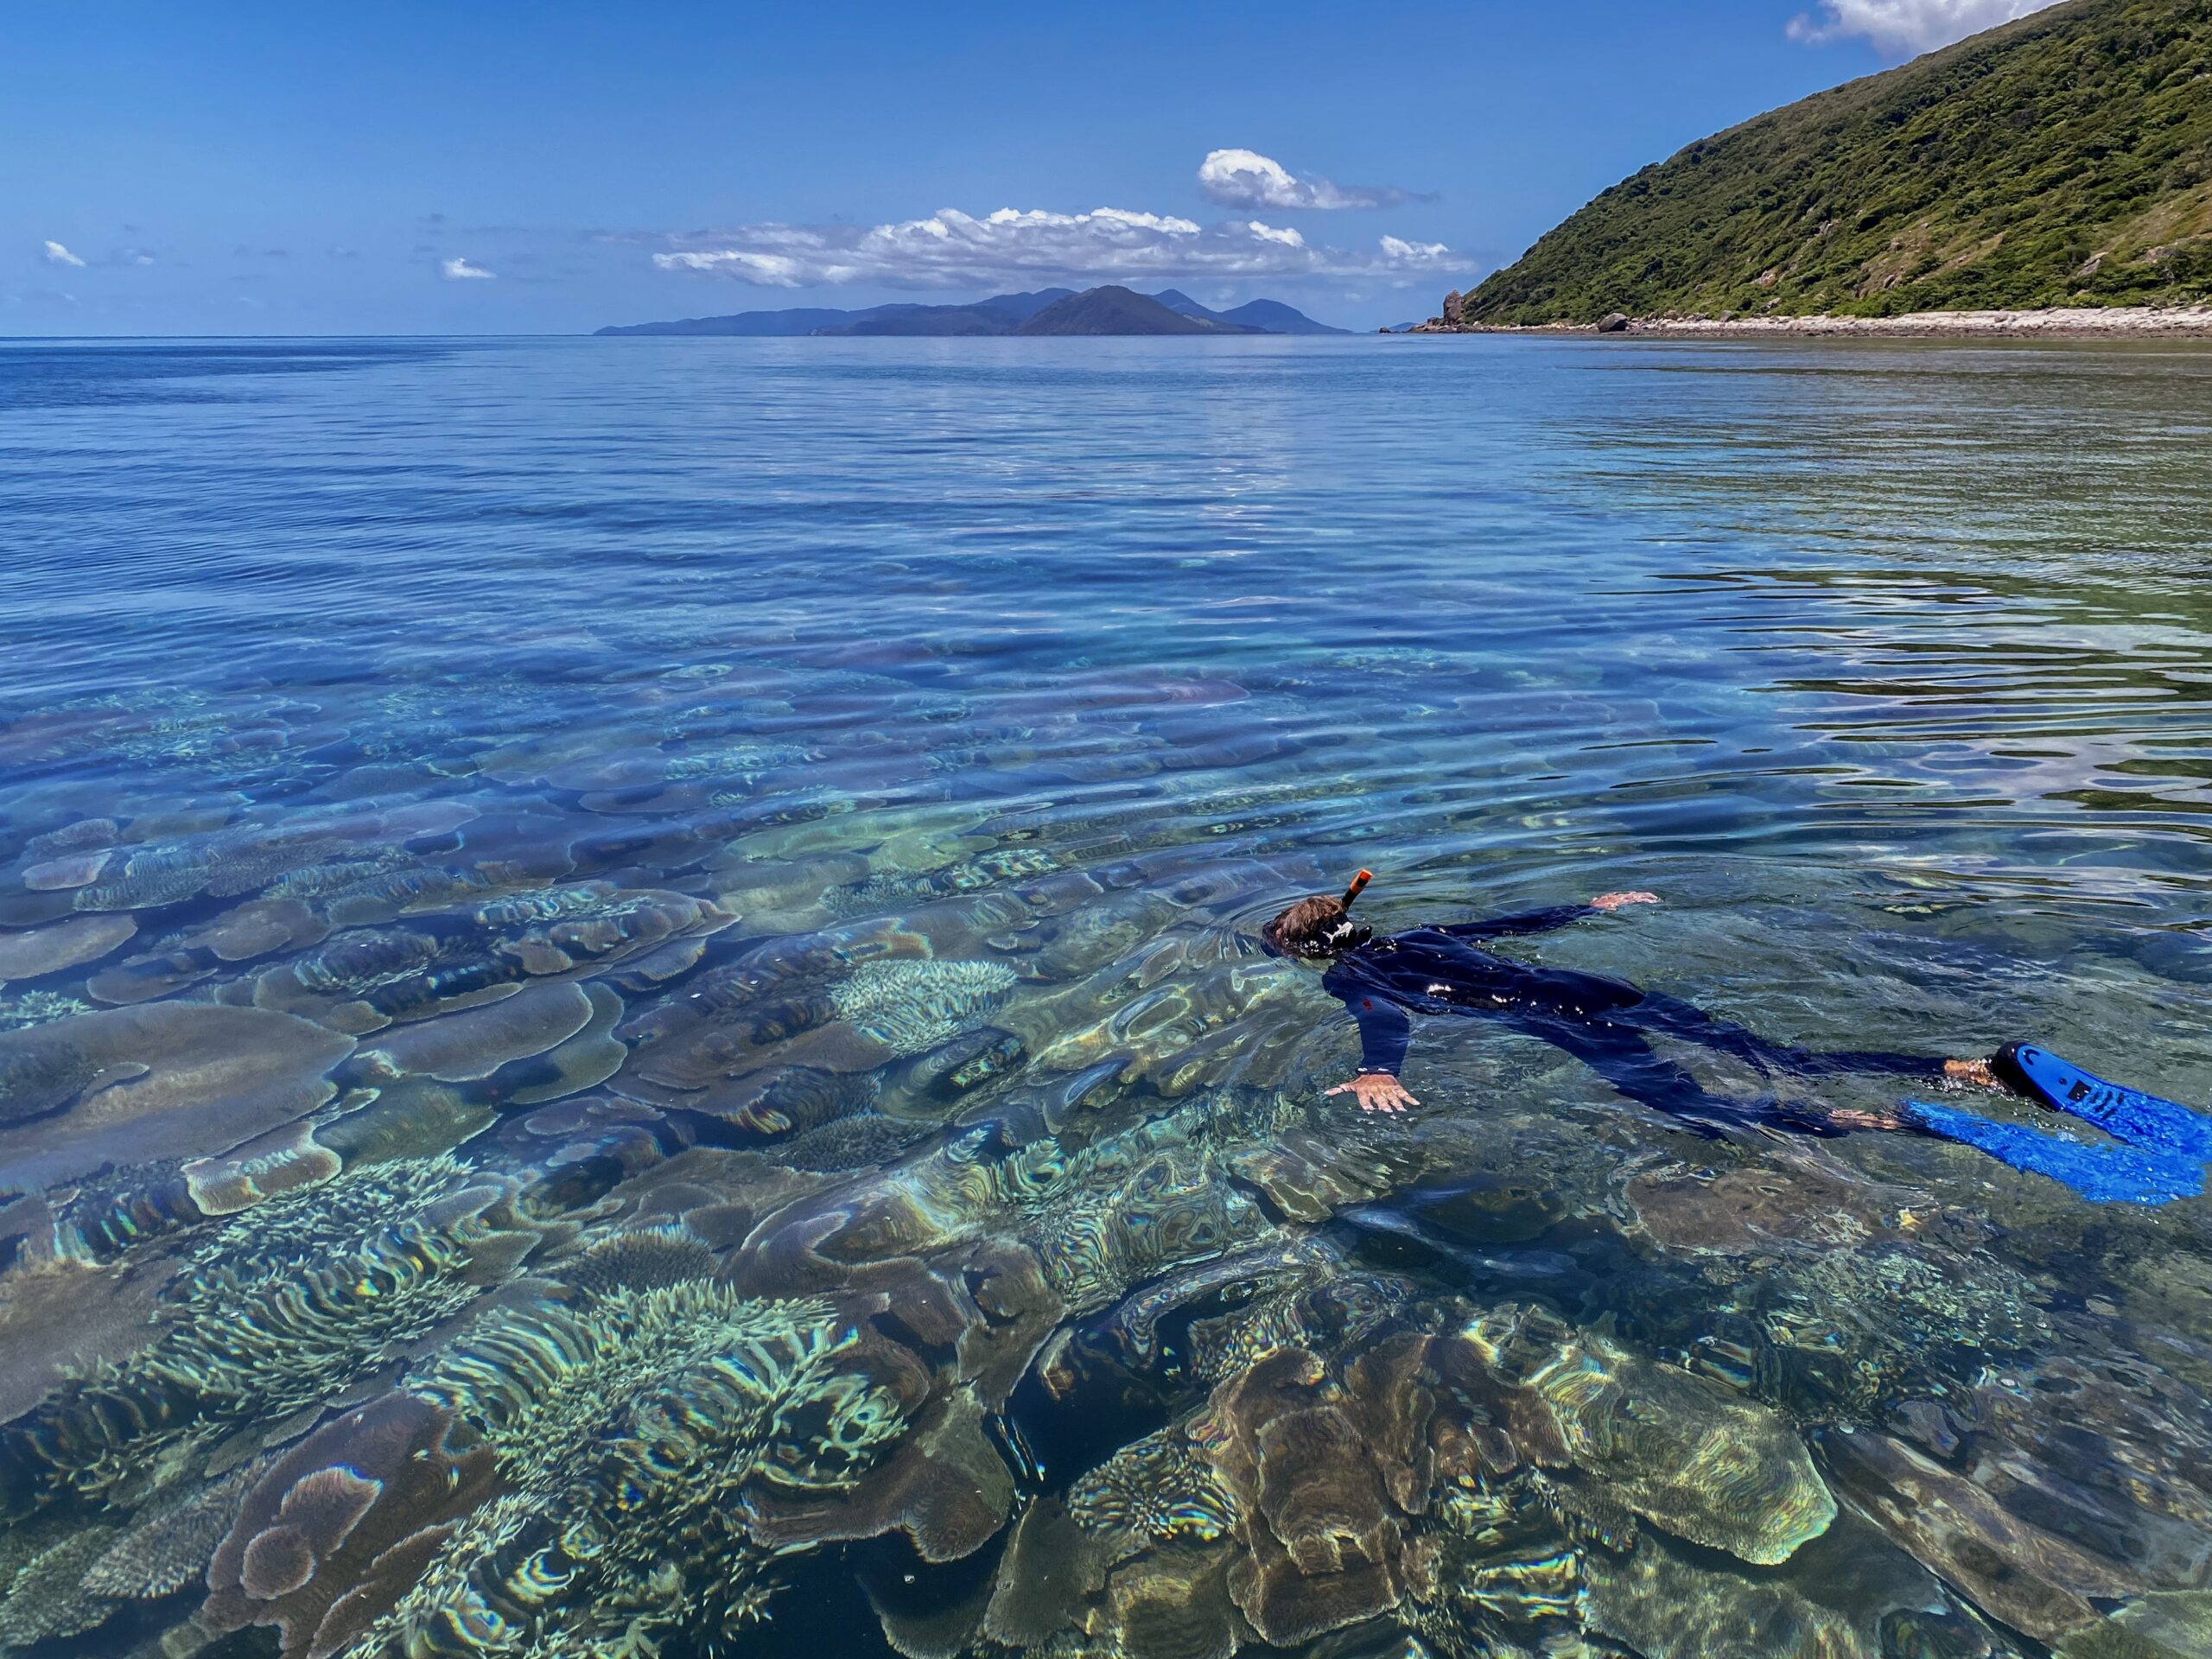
[5,0,2060,335]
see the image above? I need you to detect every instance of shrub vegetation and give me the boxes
[1466,0,2212,323]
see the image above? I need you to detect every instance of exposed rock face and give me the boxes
[1596,312,1631,334]
[1442,289,1465,327]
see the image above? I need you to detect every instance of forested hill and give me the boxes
[1465,0,2212,324]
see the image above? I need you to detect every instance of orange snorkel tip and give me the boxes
[1341,869,1373,907]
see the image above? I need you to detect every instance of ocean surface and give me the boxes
[0,334,2209,1658]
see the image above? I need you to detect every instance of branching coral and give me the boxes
[829,960,1019,1057]
[0,1156,545,1511]
[0,1517,124,1647]
[347,1283,920,1657]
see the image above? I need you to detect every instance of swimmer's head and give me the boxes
[1262,870,1375,959]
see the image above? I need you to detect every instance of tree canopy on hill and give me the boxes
[1467,0,2212,324]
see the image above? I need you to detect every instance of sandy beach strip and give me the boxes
[1433,306,2212,340]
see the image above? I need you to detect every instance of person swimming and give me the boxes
[1266,872,2210,1203]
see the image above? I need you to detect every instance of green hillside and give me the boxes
[1465,0,2212,324]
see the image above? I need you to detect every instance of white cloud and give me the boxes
[42,240,84,268]
[1787,0,2063,54]
[652,205,1455,290]
[440,256,496,281]
[1196,148,1422,211]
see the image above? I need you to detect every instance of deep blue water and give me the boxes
[0,335,2209,1658]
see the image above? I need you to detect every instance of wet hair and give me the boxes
[1263,894,1373,959]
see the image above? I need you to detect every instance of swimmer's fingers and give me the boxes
[1592,890,1662,912]
[1328,1076,1417,1112]
[1829,1107,1905,1132]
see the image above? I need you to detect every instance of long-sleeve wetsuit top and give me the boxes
[1318,906,1948,1125]
[1320,906,1628,1076]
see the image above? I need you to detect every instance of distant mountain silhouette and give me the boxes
[1013,286,1258,335]
[596,285,1345,337]
[594,289,1073,337]
[596,308,860,337]
[1214,298,1347,335]
[817,289,1075,335]
[1152,290,1349,334]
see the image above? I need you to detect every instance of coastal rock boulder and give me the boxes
[1597,312,1631,334]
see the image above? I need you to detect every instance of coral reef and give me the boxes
[0,653,2205,1659]
[830,959,1020,1057]
[0,989,92,1031]
[250,886,733,1033]
[0,912,137,982]
[782,1110,932,1171]
[1474,1304,1836,1567]
[83,1465,255,1599]
[205,1393,499,1659]
[356,1283,919,1656]
[0,1156,552,1512]
[0,1517,124,1647]
[0,1001,354,1190]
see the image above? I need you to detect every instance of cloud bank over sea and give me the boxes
[651,205,1451,291]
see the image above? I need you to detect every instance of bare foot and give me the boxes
[1592,890,1661,912]
[1943,1058,2001,1090]
[1830,1107,1906,1132]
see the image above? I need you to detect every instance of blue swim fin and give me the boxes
[1903,1098,2202,1206]
[1994,1043,2212,1160]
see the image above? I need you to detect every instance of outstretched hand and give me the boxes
[1828,1107,1906,1132]
[1328,1072,1420,1114]
[1592,890,1661,912]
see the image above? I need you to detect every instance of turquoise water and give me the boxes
[0,335,2208,1657]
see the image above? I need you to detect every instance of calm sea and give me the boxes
[0,335,2208,1658]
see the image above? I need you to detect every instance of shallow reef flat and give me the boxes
[0,650,2202,1659]
[2,337,2211,1659]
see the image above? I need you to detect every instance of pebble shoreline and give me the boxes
[1419,306,2212,340]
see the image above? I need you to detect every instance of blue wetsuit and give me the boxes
[1322,906,1948,1138]
[1320,906,2211,1203]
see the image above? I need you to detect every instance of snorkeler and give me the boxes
[1267,872,2209,1203]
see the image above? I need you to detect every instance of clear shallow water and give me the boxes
[0,335,2208,1657]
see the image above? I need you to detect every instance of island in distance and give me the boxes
[596,284,1350,337]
